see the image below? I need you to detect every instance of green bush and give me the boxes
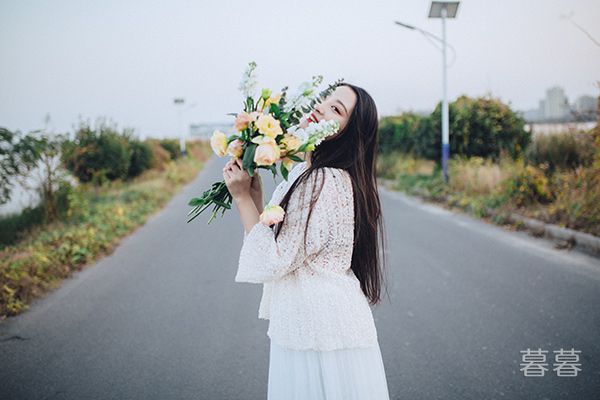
[500,161,553,207]
[379,95,531,162]
[428,95,530,161]
[549,166,600,235]
[62,121,131,185]
[127,139,154,178]
[525,131,595,174]
[378,113,430,155]
[159,139,180,160]
[0,204,45,247]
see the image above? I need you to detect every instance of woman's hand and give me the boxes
[223,158,252,201]
[249,171,264,214]
[223,157,260,233]
[251,171,262,193]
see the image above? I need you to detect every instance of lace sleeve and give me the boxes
[235,167,352,283]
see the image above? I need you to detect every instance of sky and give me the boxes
[1,0,599,139]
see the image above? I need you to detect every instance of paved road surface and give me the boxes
[1,155,599,399]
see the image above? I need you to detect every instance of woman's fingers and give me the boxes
[231,157,242,171]
[223,158,236,172]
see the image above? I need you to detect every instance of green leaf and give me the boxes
[269,103,281,117]
[243,143,257,172]
[280,162,289,180]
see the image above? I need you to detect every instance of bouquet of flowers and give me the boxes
[186,61,344,224]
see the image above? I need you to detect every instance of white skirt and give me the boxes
[267,339,391,400]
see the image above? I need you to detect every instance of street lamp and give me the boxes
[430,2,459,183]
[394,1,460,183]
[174,97,186,156]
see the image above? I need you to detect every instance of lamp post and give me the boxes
[395,1,459,183]
[174,97,186,156]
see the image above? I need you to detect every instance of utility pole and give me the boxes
[174,97,186,156]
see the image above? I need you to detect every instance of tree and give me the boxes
[428,95,531,162]
[0,127,42,205]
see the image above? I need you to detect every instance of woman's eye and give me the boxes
[332,106,339,114]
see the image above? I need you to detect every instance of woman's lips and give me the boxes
[308,113,318,123]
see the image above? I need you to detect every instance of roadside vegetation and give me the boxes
[0,118,212,320]
[376,94,600,238]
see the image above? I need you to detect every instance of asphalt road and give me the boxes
[1,155,599,400]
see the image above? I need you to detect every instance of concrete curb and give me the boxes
[378,178,600,258]
[499,211,600,257]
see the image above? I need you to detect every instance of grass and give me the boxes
[377,149,600,237]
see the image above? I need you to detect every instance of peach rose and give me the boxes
[226,139,244,158]
[259,204,285,226]
[254,141,281,166]
[210,130,228,157]
[234,112,254,132]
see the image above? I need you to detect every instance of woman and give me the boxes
[223,83,390,399]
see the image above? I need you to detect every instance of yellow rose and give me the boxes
[256,114,283,138]
[264,92,283,109]
[226,139,244,158]
[210,130,228,157]
[259,204,285,226]
[281,157,294,171]
[251,135,276,145]
[254,141,281,166]
[280,133,301,153]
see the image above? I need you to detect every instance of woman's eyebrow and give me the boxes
[335,99,348,114]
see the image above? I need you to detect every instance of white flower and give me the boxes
[287,125,308,142]
[288,119,340,147]
[283,75,323,113]
[238,61,258,98]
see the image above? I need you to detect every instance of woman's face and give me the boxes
[299,86,357,138]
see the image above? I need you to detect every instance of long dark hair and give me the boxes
[273,83,389,306]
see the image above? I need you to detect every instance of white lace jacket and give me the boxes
[235,161,379,351]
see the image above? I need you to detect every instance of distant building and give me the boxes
[523,86,598,123]
[522,108,541,121]
[189,122,233,140]
[540,86,570,120]
[574,95,597,120]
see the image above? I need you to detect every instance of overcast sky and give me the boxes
[1,0,599,139]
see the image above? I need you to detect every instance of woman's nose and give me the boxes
[315,103,324,115]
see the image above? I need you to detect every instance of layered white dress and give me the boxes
[235,161,390,400]
[268,338,390,400]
